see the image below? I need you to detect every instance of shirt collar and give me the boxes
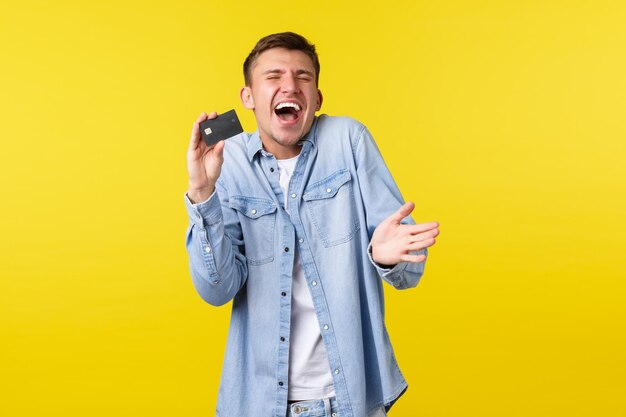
[246,116,319,162]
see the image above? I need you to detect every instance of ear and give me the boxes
[316,89,323,111]
[240,86,254,110]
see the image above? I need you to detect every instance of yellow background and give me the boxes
[1,0,625,415]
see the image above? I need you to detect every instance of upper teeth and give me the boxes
[275,102,301,111]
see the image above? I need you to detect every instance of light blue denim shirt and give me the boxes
[184,115,427,417]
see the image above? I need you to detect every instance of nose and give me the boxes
[281,74,300,94]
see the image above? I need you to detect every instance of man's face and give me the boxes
[240,48,323,159]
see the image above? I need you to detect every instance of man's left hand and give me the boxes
[371,202,439,266]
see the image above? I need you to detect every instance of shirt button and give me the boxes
[280,336,285,342]
[204,245,212,253]
[326,188,332,193]
[270,167,275,172]
[284,247,290,252]
[281,291,287,296]
[312,281,317,286]
[251,209,257,215]
[278,381,284,386]
[291,193,297,198]
[299,238,304,243]
[334,369,340,375]
[323,324,329,330]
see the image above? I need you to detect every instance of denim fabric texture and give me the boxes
[286,397,387,417]
[185,115,427,417]
[288,397,337,417]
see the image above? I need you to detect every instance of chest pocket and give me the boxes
[303,169,360,247]
[229,196,277,266]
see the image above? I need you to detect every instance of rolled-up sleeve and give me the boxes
[352,124,428,289]
[366,242,427,289]
[184,187,248,306]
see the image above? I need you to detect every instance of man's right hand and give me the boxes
[187,112,226,204]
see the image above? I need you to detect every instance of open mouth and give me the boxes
[274,102,302,122]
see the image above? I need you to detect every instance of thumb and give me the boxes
[388,201,415,223]
[214,140,225,160]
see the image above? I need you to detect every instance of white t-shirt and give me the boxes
[276,156,336,401]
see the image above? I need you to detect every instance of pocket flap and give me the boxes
[229,196,277,219]
[303,169,352,201]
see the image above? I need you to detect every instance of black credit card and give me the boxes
[199,109,244,147]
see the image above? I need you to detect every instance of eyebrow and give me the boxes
[262,69,314,77]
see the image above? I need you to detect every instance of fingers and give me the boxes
[193,111,217,126]
[407,238,436,251]
[189,111,219,151]
[196,112,208,123]
[389,223,439,252]
[192,112,209,134]
[399,253,427,263]
[406,225,439,249]
[388,201,415,223]
[409,226,439,241]
[405,222,439,235]
[189,112,207,151]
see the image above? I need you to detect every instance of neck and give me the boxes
[260,137,303,160]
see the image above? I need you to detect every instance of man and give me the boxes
[184,32,439,417]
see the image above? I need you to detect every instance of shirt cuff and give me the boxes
[184,190,223,228]
[367,242,427,289]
